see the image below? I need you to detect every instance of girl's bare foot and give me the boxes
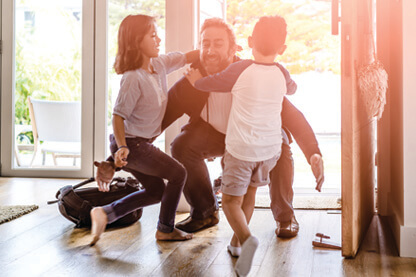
[90,207,108,246]
[155,227,193,241]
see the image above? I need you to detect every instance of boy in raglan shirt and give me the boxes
[185,15,295,276]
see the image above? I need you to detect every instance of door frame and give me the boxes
[0,0,96,178]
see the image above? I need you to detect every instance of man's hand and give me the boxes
[94,161,116,192]
[184,68,203,86]
[310,154,324,192]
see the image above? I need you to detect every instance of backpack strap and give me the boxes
[72,177,95,189]
[47,177,95,205]
[58,199,81,226]
[58,185,93,227]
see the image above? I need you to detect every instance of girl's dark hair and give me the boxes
[114,14,155,74]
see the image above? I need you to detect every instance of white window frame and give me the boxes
[0,0,95,178]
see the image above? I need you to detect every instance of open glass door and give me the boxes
[1,0,94,178]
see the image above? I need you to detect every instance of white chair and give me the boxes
[28,97,81,166]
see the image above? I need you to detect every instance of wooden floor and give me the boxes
[0,178,415,277]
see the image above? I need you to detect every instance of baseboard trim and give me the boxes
[388,203,416,258]
[400,225,416,258]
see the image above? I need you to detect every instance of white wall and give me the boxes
[400,0,416,258]
[164,0,197,155]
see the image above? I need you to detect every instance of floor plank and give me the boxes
[311,212,343,277]
[0,177,415,277]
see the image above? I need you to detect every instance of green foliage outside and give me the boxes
[15,1,82,126]
[108,0,166,70]
[227,0,340,74]
[15,0,338,129]
[15,40,82,125]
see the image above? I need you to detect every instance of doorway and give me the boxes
[206,0,342,208]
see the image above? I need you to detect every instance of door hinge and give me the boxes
[0,40,2,54]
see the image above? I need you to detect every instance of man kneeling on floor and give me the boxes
[95,17,325,241]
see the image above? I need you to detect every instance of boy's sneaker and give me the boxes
[235,236,259,276]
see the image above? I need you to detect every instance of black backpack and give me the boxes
[47,177,143,228]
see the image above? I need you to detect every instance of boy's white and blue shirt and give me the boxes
[194,59,296,162]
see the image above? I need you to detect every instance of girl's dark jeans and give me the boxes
[102,135,187,233]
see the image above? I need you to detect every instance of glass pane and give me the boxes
[106,1,166,157]
[14,0,82,169]
[200,0,225,25]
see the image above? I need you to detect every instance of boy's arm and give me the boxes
[276,63,297,95]
[189,60,251,92]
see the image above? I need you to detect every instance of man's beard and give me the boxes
[201,55,231,75]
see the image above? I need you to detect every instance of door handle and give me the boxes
[332,0,340,35]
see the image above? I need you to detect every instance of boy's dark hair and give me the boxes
[200,17,237,51]
[252,15,287,56]
[114,14,155,74]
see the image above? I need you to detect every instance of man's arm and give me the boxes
[282,97,321,161]
[185,49,200,64]
[161,76,209,131]
[281,97,324,191]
